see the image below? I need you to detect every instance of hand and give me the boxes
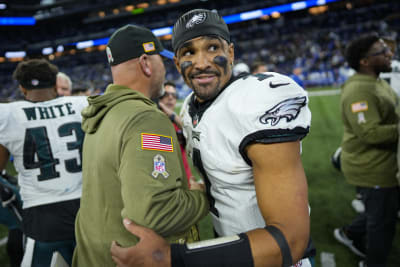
[189,176,205,192]
[110,219,171,267]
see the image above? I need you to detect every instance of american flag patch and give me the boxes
[351,101,368,113]
[143,42,155,52]
[141,133,173,152]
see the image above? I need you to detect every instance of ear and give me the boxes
[19,85,27,96]
[228,42,235,66]
[359,58,369,68]
[173,55,181,75]
[139,54,151,77]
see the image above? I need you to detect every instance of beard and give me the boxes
[190,80,222,102]
[186,69,223,102]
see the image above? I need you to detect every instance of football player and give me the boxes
[111,9,313,267]
[0,59,87,266]
[0,171,23,267]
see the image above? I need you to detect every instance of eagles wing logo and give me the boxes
[186,13,207,29]
[259,97,306,126]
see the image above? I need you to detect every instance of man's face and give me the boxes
[149,54,166,99]
[365,39,393,74]
[56,76,71,96]
[159,84,177,110]
[174,36,234,102]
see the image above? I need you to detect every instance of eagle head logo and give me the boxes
[186,13,207,29]
[259,96,306,126]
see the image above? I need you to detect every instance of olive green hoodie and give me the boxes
[340,74,398,188]
[73,85,208,267]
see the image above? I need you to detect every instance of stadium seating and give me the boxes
[0,0,399,100]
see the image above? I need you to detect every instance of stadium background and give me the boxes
[0,0,399,266]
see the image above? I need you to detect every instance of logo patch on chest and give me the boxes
[192,131,201,142]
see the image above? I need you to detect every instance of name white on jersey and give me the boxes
[0,96,88,208]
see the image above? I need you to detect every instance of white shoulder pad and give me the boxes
[223,72,311,141]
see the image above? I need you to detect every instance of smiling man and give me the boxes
[111,9,314,267]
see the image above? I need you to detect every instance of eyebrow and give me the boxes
[180,36,225,50]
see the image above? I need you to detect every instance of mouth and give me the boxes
[191,72,219,85]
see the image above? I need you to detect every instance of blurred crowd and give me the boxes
[0,0,399,100]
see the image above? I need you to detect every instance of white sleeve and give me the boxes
[226,72,311,164]
[0,103,19,148]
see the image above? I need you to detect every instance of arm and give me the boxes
[342,88,397,145]
[158,101,183,129]
[0,144,10,172]
[119,111,208,237]
[111,141,310,267]
[246,141,310,266]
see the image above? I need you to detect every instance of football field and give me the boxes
[0,87,399,266]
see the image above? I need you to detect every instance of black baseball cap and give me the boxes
[172,9,230,53]
[106,24,172,66]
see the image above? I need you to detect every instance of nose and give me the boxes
[193,50,211,70]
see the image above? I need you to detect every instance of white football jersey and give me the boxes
[180,72,311,236]
[0,96,88,209]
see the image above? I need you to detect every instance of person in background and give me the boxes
[250,60,268,74]
[56,72,72,96]
[232,62,250,78]
[290,67,305,88]
[111,9,314,267]
[380,37,400,97]
[72,24,208,267]
[333,32,399,267]
[158,80,196,186]
[0,59,88,266]
[0,171,23,267]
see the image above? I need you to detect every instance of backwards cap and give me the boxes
[106,24,172,66]
[172,9,230,52]
[14,59,58,90]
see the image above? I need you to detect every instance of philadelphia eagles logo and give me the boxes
[259,97,306,126]
[186,13,207,29]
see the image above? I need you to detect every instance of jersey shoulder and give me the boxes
[220,72,310,137]
[225,72,308,116]
[0,101,30,135]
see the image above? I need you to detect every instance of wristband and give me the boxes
[169,113,176,122]
[171,233,254,267]
[265,225,293,267]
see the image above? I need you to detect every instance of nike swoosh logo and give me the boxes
[269,82,290,88]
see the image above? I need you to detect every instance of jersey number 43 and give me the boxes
[23,122,84,181]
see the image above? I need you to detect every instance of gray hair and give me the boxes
[57,72,72,89]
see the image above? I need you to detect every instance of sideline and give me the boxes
[176,89,342,108]
[320,252,336,267]
[308,89,341,97]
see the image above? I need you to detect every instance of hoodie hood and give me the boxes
[81,84,155,134]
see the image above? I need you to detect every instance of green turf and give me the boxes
[303,92,400,267]
[1,87,399,266]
